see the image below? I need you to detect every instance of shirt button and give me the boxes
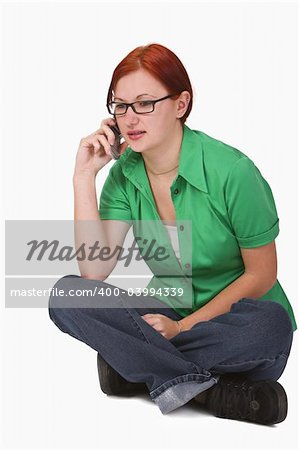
[185,263,191,269]
[179,225,184,231]
[174,188,179,195]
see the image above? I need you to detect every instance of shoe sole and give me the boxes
[263,380,288,424]
[204,377,288,425]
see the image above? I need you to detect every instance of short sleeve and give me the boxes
[99,165,132,224]
[225,157,279,248]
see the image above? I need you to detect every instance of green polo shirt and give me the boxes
[99,124,297,331]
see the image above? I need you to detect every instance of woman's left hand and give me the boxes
[141,313,181,340]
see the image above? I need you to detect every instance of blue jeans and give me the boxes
[48,275,294,415]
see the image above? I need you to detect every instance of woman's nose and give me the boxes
[124,106,140,124]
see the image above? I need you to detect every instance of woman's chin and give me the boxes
[128,140,154,155]
[129,145,145,153]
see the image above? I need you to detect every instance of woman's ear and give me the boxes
[176,91,190,119]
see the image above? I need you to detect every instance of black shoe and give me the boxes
[194,374,288,425]
[97,353,148,396]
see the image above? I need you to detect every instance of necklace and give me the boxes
[146,164,179,176]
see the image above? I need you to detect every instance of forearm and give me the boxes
[73,173,111,279]
[73,173,101,221]
[179,272,276,331]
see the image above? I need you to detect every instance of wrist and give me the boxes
[73,170,97,183]
[176,320,186,333]
[176,317,194,333]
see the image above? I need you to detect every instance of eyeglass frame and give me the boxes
[106,93,180,116]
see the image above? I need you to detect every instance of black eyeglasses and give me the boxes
[106,94,179,116]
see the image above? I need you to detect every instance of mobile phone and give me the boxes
[109,124,123,160]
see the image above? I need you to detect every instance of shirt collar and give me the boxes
[120,124,208,194]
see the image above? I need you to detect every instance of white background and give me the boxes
[1,1,298,449]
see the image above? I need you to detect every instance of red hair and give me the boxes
[106,43,193,124]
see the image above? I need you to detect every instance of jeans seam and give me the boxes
[215,352,288,367]
[120,301,151,344]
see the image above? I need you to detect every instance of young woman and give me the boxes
[49,43,296,425]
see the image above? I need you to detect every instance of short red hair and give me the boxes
[106,43,193,124]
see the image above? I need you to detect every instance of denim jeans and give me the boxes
[48,275,294,415]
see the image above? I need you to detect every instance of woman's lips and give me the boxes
[127,131,146,141]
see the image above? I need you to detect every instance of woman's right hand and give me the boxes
[73,117,127,177]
